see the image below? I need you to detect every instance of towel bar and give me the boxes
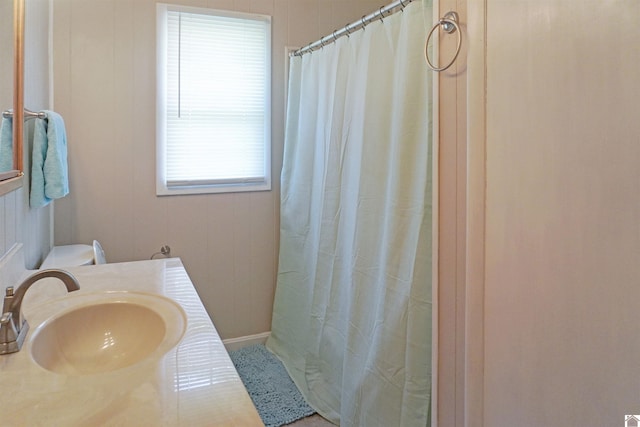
[1,109,46,121]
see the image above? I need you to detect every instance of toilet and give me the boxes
[40,240,106,269]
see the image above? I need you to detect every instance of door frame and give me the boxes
[434,0,486,426]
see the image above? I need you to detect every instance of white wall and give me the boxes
[0,0,52,269]
[439,1,640,425]
[51,0,382,339]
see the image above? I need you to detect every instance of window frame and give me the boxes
[156,3,272,196]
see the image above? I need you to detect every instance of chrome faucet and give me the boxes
[0,269,80,355]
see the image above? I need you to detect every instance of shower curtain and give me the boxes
[266,1,432,426]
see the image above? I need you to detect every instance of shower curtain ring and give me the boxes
[332,30,339,42]
[344,26,351,37]
[361,15,367,29]
[378,7,385,22]
[399,0,406,10]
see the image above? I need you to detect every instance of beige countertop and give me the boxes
[0,258,263,426]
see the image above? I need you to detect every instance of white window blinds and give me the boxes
[157,5,271,195]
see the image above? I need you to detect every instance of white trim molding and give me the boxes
[223,331,271,352]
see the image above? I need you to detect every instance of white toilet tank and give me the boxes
[40,241,106,269]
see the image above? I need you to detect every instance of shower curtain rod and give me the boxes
[291,0,417,57]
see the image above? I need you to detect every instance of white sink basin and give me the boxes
[29,292,186,375]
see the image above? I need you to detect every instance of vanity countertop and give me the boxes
[0,258,264,426]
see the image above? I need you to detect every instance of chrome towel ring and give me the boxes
[425,11,461,72]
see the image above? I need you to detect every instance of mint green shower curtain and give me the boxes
[266,2,432,426]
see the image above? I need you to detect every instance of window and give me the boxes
[156,4,271,195]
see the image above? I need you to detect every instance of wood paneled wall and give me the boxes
[51,0,383,339]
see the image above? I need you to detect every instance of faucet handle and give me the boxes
[0,312,18,344]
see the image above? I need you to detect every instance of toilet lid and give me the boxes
[40,245,95,269]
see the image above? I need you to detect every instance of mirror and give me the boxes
[0,0,24,175]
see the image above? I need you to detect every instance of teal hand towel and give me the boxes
[42,111,69,199]
[30,118,50,207]
[30,111,69,208]
[0,117,13,172]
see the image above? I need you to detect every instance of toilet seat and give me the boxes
[40,244,95,269]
